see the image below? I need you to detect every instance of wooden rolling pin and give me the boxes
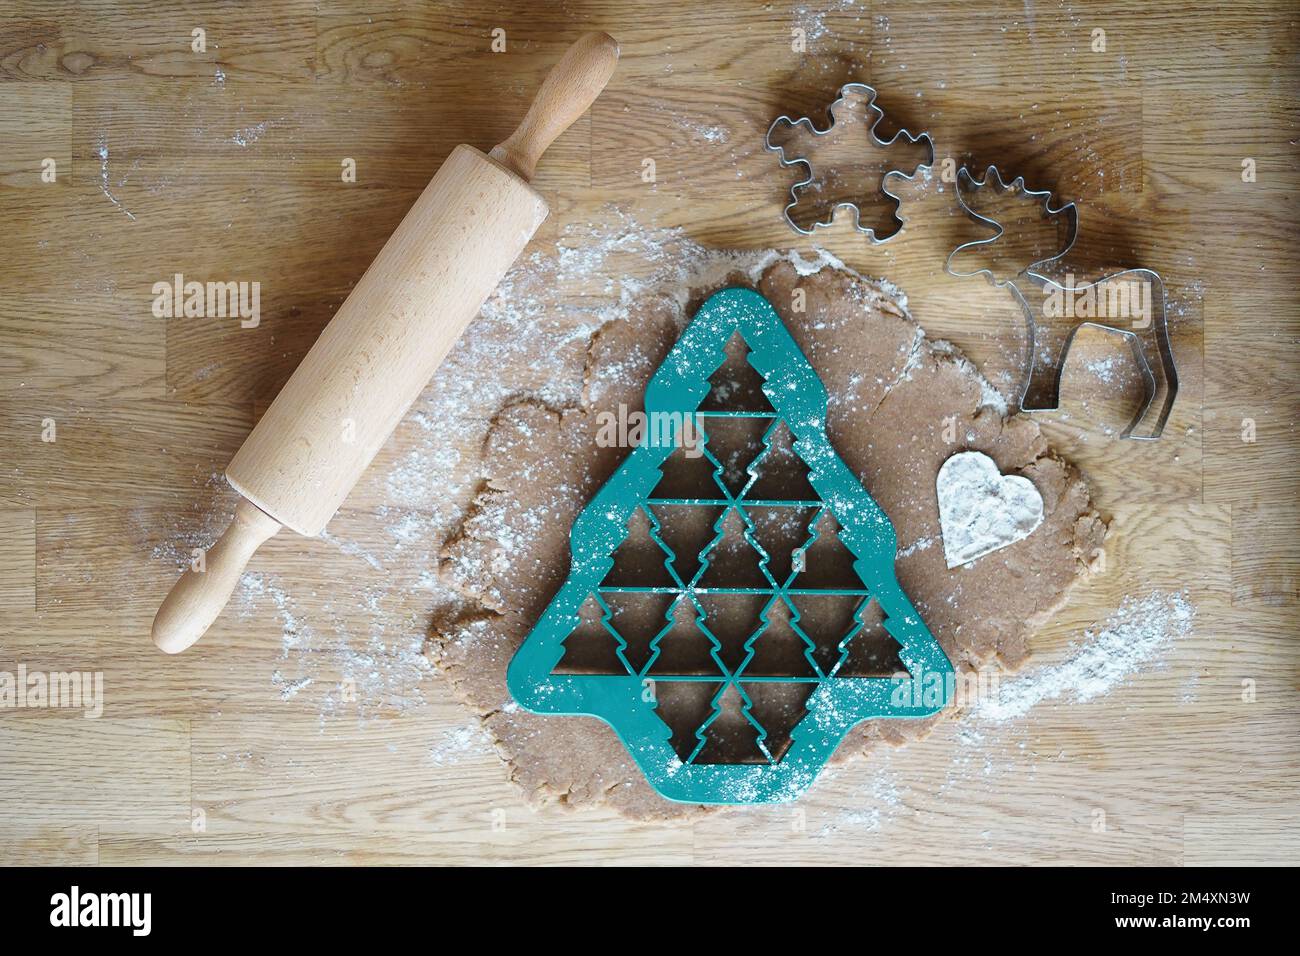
[153,32,619,653]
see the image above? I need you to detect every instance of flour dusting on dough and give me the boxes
[937,451,1045,568]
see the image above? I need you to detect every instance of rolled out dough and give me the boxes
[427,258,1106,821]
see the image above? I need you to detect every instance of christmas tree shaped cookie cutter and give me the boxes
[508,288,954,804]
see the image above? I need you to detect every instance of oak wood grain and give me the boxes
[0,0,1296,866]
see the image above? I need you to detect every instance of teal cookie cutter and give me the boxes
[508,287,954,804]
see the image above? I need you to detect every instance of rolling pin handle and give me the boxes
[152,497,282,654]
[489,31,620,181]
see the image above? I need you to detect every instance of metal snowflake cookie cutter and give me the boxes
[508,288,954,805]
[765,83,934,242]
[945,165,1178,440]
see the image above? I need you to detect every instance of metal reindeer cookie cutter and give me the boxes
[765,83,934,242]
[945,165,1178,440]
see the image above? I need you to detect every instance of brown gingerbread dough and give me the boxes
[428,259,1105,821]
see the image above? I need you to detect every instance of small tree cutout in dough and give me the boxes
[553,593,627,675]
[646,596,722,677]
[744,420,818,501]
[693,683,768,765]
[700,332,776,413]
[601,506,676,588]
[509,288,954,804]
[696,506,769,590]
[741,597,819,678]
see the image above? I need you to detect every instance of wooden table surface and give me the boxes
[1,0,1297,865]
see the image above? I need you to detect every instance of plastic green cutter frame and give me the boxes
[508,287,954,804]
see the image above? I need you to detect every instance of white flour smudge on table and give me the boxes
[839,588,1198,826]
[95,136,137,221]
[974,589,1196,722]
[428,721,496,768]
[230,117,284,147]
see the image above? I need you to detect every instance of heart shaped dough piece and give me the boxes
[936,451,1044,569]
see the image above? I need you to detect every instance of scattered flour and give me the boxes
[975,590,1196,721]
[239,571,311,653]
[428,721,495,767]
[95,136,137,221]
[271,670,313,701]
[318,530,385,571]
[1084,354,1124,385]
[816,753,902,835]
[192,361,222,382]
[896,534,936,559]
[673,116,730,144]
[236,569,434,722]
[230,118,283,147]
